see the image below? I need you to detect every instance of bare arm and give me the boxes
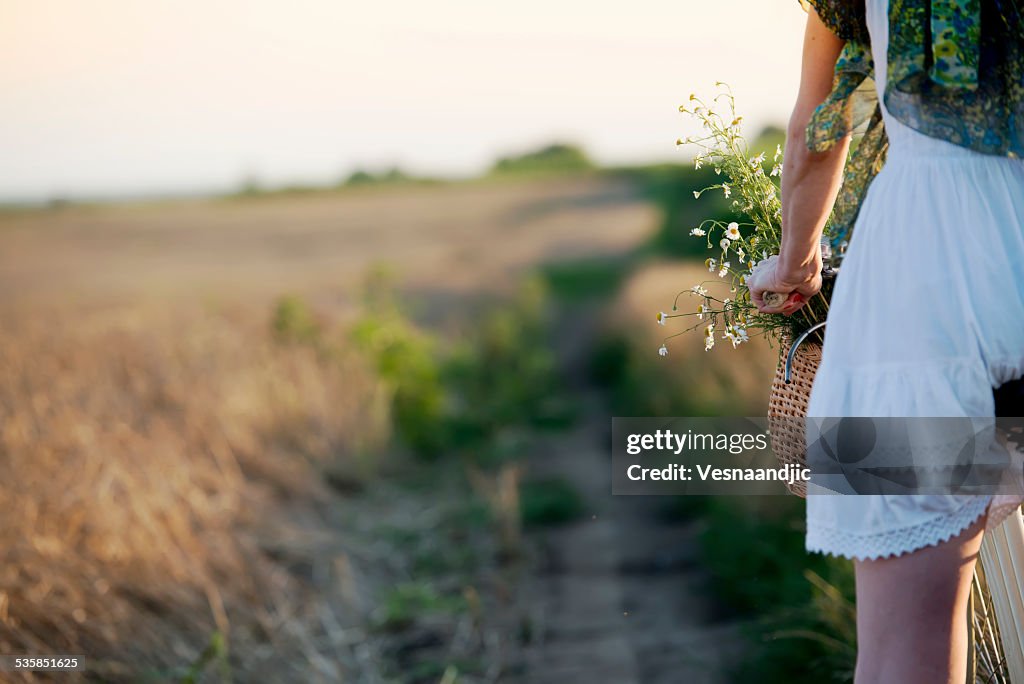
[748,9,850,313]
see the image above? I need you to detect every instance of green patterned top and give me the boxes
[799,0,1023,247]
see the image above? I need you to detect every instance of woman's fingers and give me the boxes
[781,293,807,316]
[755,291,804,315]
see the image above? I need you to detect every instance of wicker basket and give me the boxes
[767,332,822,498]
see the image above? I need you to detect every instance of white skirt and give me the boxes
[804,136,1024,561]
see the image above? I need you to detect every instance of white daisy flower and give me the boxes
[774,143,783,161]
[706,258,717,273]
[656,311,668,326]
[770,163,782,177]
[658,344,669,357]
[697,303,708,320]
[737,248,746,262]
[691,285,708,296]
[694,157,702,170]
[690,227,706,237]
[735,327,750,343]
[722,183,731,197]
[749,152,765,168]
[718,261,730,278]
[720,238,730,251]
[725,222,741,240]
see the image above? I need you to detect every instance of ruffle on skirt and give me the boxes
[805,359,1024,560]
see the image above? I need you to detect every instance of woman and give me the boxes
[747,1,1024,681]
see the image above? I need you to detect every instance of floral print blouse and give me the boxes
[799,0,1023,247]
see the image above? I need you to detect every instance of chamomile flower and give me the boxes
[697,303,708,320]
[722,184,731,198]
[770,163,782,177]
[691,285,708,296]
[704,324,715,351]
[718,261,730,278]
[690,227,706,237]
[658,344,669,357]
[706,258,717,273]
[737,247,746,263]
[749,152,765,168]
[723,326,737,347]
[774,143,783,162]
[694,157,703,170]
[735,326,750,343]
[656,311,668,326]
[720,238,730,251]
[725,222,741,240]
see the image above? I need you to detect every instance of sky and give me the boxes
[0,1,808,202]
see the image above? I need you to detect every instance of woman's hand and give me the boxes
[747,253,822,315]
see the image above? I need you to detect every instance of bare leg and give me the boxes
[852,509,986,684]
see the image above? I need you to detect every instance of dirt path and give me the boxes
[516,305,745,683]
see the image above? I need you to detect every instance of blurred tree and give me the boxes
[343,169,377,186]
[490,143,593,176]
[342,166,416,187]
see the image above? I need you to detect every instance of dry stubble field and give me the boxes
[0,177,657,682]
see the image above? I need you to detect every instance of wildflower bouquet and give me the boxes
[657,84,834,356]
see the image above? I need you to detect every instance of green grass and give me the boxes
[540,256,634,302]
[519,477,584,527]
[270,295,321,345]
[378,582,468,632]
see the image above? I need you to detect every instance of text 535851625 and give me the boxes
[1,656,84,671]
